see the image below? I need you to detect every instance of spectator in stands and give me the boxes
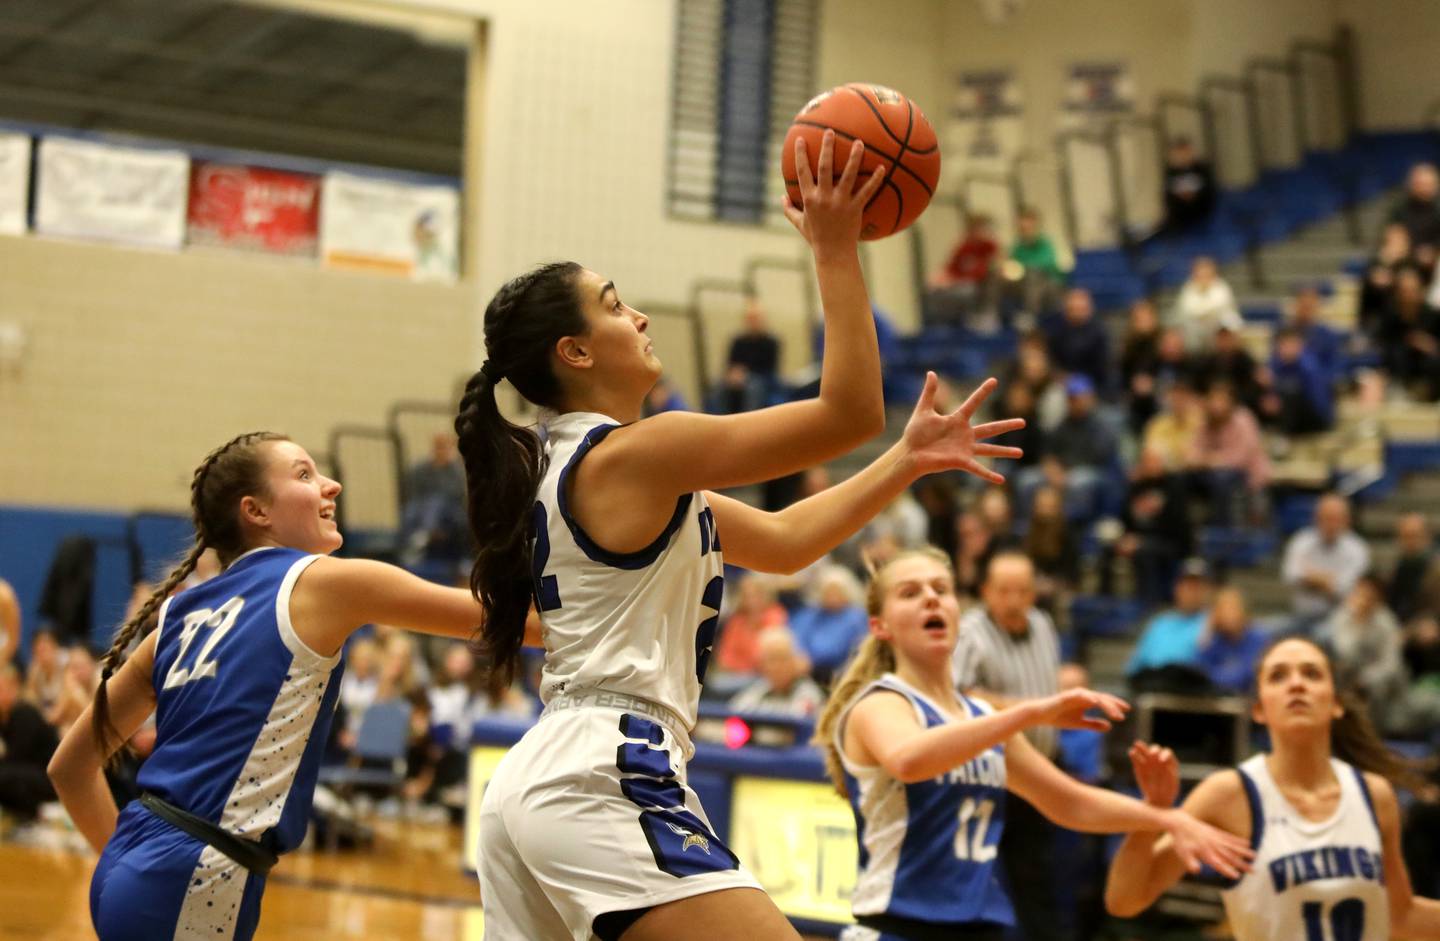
[1173,257,1239,353]
[1186,381,1271,525]
[1390,513,1440,623]
[1282,492,1371,630]
[913,476,961,560]
[400,432,468,571]
[1162,137,1216,233]
[714,574,788,675]
[1195,587,1266,695]
[995,381,1046,476]
[45,645,97,734]
[0,577,16,669]
[1021,375,1117,521]
[1287,285,1342,379]
[788,566,868,683]
[952,551,1065,941]
[1008,206,1065,320]
[1045,287,1112,392]
[1142,380,1203,472]
[1023,485,1079,616]
[728,627,825,718]
[925,213,999,327]
[1126,558,1214,689]
[1386,162,1440,265]
[1360,223,1416,335]
[1404,614,1440,693]
[720,300,782,413]
[0,663,57,822]
[21,629,65,717]
[1121,299,1164,432]
[338,636,380,744]
[642,375,689,416]
[1379,267,1440,402]
[976,488,1018,549]
[1111,447,1194,608]
[1195,319,1262,412]
[1258,325,1335,435]
[1006,331,1068,432]
[1320,574,1407,730]
[953,511,993,600]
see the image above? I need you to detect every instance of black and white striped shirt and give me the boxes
[952,605,1061,757]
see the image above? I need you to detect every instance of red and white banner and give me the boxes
[35,136,189,249]
[187,161,320,256]
[319,172,459,282]
[0,132,30,235]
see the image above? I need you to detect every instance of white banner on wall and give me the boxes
[319,172,459,282]
[35,136,189,249]
[949,69,1024,167]
[0,133,31,235]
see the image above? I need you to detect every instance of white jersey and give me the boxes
[1221,754,1389,941]
[532,411,725,731]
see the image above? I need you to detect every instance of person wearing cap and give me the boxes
[1044,288,1113,392]
[1017,374,1118,522]
[1125,558,1214,680]
[1173,256,1239,353]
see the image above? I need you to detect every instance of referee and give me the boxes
[953,551,1068,941]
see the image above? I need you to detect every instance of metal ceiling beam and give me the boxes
[0,79,459,170]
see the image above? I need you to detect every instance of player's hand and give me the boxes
[899,373,1025,485]
[1162,809,1254,878]
[783,130,886,254]
[1129,741,1180,808]
[1028,687,1129,732]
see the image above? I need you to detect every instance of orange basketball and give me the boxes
[782,83,941,240]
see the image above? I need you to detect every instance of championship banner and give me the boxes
[1062,61,1135,117]
[0,132,31,235]
[950,69,1024,162]
[728,777,857,925]
[319,171,459,282]
[187,161,319,256]
[35,136,189,249]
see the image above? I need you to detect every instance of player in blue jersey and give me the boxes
[812,548,1255,941]
[455,131,1043,941]
[1105,636,1440,940]
[46,431,514,941]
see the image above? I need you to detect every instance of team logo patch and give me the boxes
[666,821,712,854]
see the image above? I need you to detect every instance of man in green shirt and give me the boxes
[1008,207,1066,324]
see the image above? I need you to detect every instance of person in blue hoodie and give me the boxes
[1260,326,1334,435]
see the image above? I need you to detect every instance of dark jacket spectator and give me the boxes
[1260,328,1334,435]
[1114,448,1195,607]
[1163,138,1216,232]
[1120,300,1163,432]
[727,300,781,380]
[1288,286,1343,379]
[1046,378,1118,471]
[1194,324,1261,412]
[1390,514,1440,623]
[0,664,58,821]
[1386,163,1440,259]
[1360,224,1418,334]
[1044,288,1112,391]
[1379,268,1440,401]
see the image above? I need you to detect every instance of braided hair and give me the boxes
[455,261,584,687]
[91,431,288,761]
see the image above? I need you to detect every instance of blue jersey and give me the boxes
[138,547,344,854]
[835,673,1013,927]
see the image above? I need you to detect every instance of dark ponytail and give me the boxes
[92,431,288,763]
[456,262,585,686]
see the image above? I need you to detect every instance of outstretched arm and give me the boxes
[49,632,159,853]
[848,686,1127,785]
[1007,736,1252,883]
[1368,772,1439,939]
[710,373,1023,573]
[1104,745,1252,917]
[588,132,889,503]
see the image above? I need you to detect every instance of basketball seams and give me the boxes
[843,85,909,148]
[789,121,935,197]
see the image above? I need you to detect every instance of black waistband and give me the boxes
[856,913,1007,941]
[139,792,279,877]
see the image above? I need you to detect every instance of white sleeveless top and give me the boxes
[531,412,725,731]
[1221,754,1389,941]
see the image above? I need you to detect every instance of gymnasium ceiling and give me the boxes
[0,0,468,176]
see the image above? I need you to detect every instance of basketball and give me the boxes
[782,83,941,240]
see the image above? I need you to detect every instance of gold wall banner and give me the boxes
[462,746,511,874]
[727,777,857,925]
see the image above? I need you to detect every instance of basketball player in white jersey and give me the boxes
[455,133,1028,941]
[1105,636,1440,939]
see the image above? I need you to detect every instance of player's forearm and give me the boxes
[1040,779,1171,836]
[1105,830,1168,917]
[766,443,916,572]
[884,701,1039,783]
[48,760,117,854]
[812,250,885,436]
[1396,896,1440,939]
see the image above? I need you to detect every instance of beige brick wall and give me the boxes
[0,235,476,511]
